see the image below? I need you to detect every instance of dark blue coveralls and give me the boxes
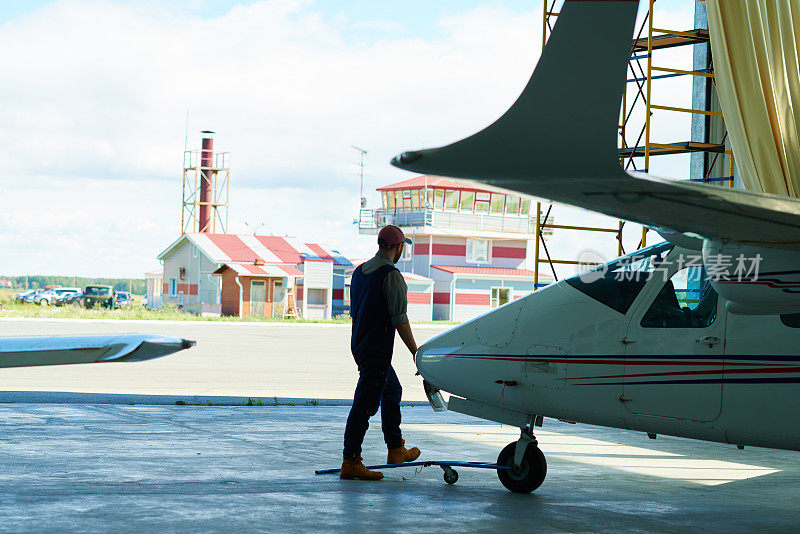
[342,263,403,460]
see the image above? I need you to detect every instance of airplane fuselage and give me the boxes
[418,243,800,452]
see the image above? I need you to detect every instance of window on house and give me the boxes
[506,196,520,215]
[307,288,327,306]
[444,190,459,210]
[382,192,390,210]
[394,191,403,210]
[491,287,511,308]
[460,191,475,212]
[467,239,490,263]
[434,189,444,209]
[474,192,490,213]
[491,194,505,214]
[520,198,531,215]
[169,278,177,296]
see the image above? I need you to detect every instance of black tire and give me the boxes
[497,442,547,493]
[443,467,458,485]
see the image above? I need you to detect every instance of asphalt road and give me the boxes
[0,319,449,400]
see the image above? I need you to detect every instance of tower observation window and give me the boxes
[475,192,490,213]
[445,190,459,211]
[506,196,520,215]
[491,194,505,214]
[460,191,475,212]
[434,189,444,209]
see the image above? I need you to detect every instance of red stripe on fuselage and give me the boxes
[569,365,800,381]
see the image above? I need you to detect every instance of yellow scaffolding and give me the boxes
[622,0,735,184]
[534,1,645,289]
[535,0,731,290]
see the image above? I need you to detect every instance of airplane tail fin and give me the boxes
[391,0,639,184]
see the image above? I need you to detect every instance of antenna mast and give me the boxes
[351,145,367,227]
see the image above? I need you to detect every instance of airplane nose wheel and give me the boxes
[496,441,547,493]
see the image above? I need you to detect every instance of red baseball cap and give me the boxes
[378,225,412,246]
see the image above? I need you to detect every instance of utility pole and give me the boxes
[351,146,367,227]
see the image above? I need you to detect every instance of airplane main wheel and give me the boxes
[496,442,547,493]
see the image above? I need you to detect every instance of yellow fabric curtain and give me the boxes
[706,0,800,197]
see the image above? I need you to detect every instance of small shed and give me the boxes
[144,269,163,309]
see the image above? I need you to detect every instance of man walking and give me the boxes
[340,225,422,480]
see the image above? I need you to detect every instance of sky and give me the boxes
[0,0,698,278]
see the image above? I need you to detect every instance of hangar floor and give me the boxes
[0,319,798,531]
[0,403,798,532]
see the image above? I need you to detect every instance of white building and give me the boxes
[359,175,552,321]
[156,233,351,318]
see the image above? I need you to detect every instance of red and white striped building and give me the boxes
[359,175,551,321]
[157,233,352,318]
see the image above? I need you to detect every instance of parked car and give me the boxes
[36,287,81,306]
[14,290,36,302]
[114,292,132,308]
[83,285,115,309]
[55,290,84,307]
[20,290,45,303]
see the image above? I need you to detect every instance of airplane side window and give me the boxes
[640,266,717,328]
[780,313,800,328]
[565,242,673,314]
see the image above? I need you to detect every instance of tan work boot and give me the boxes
[387,440,421,464]
[340,457,384,480]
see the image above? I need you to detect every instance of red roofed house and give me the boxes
[359,175,551,321]
[157,233,352,318]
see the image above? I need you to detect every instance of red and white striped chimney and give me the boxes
[198,130,215,233]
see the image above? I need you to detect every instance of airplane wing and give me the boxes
[390,0,800,249]
[0,334,195,368]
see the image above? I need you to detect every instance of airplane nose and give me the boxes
[415,324,472,390]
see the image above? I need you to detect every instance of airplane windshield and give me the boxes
[565,242,673,314]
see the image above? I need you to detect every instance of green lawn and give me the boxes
[0,288,458,324]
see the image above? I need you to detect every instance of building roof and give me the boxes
[401,272,433,282]
[376,175,497,194]
[431,265,552,279]
[158,233,352,267]
[213,263,304,277]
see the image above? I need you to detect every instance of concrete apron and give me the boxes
[0,404,798,532]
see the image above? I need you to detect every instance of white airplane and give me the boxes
[0,334,194,368]
[392,0,800,493]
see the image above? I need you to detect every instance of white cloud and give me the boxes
[0,0,698,277]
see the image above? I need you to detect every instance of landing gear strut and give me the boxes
[496,424,547,493]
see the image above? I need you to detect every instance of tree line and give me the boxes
[4,275,147,295]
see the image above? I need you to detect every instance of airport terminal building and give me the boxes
[358,175,549,321]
